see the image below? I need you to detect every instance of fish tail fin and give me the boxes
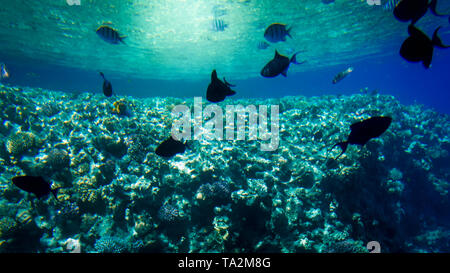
[432,27,450,48]
[99,72,105,79]
[223,77,236,87]
[286,26,293,39]
[429,0,447,17]
[119,36,127,44]
[290,51,306,65]
[329,141,348,160]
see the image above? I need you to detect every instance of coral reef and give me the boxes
[0,84,449,253]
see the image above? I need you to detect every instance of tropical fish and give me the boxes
[206,70,236,103]
[330,116,392,159]
[264,23,292,43]
[400,24,450,68]
[99,72,113,97]
[96,25,126,44]
[12,175,60,200]
[260,50,305,78]
[394,0,447,25]
[257,41,270,50]
[155,136,186,158]
[0,63,9,80]
[211,18,228,32]
[332,67,354,84]
[382,0,401,11]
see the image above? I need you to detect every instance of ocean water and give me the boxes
[0,0,449,253]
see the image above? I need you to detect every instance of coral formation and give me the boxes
[0,84,449,253]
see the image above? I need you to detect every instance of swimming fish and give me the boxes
[99,72,113,97]
[382,0,401,11]
[264,23,292,43]
[260,50,305,78]
[400,24,450,68]
[12,175,60,200]
[206,70,236,103]
[257,41,270,50]
[155,136,186,158]
[96,25,126,44]
[330,116,392,159]
[332,67,354,84]
[394,0,447,25]
[211,18,228,32]
[0,63,9,80]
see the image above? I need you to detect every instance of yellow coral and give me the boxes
[112,100,127,115]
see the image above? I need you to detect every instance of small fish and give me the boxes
[260,50,305,78]
[99,72,113,97]
[330,116,392,159]
[12,175,60,200]
[264,23,292,43]
[321,0,335,4]
[394,0,447,25]
[257,41,270,50]
[206,70,236,103]
[0,63,9,80]
[382,0,401,11]
[155,136,187,158]
[211,18,228,32]
[332,67,353,84]
[400,24,450,68]
[96,25,126,44]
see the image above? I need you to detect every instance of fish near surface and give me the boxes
[96,25,126,44]
[331,116,392,159]
[394,0,447,25]
[12,175,59,200]
[155,136,187,158]
[260,50,305,78]
[99,72,113,97]
[206,70,236,103]
[264,23,292,43]
[400,24,450,68]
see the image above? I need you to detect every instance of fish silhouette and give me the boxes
[96,25,126,44]
[155,136,187,158]
[394,0,447,25]
[99,72,113,97]
[12,175,59,200]
[206,70,236,103]
[400,24,450,68]
[260,50,305,78]
[264,23,292,43]
[330,116,392,159]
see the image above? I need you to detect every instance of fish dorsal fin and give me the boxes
[211,70,218,81]
[274,50,282,59]
[408,24,428,41]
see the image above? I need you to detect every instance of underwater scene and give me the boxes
[0,0,449,254]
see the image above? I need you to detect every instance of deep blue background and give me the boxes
[1,31,449,115]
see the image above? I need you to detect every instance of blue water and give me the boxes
[2,48,449,115]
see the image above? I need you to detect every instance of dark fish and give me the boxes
[321,0,335,4]
[99,72,113,97]
[264,23,292,43]
[260,50,305,78]
[155,136,186,158]
[400,24,450,68]
[12,175,59,200]
[211,18,228,32]
[394,0,447,25]
[332,67,353,84]
[257,41,270,50]
[206,70,236,103]
[96,25,126,44]
[331,116,392,159]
